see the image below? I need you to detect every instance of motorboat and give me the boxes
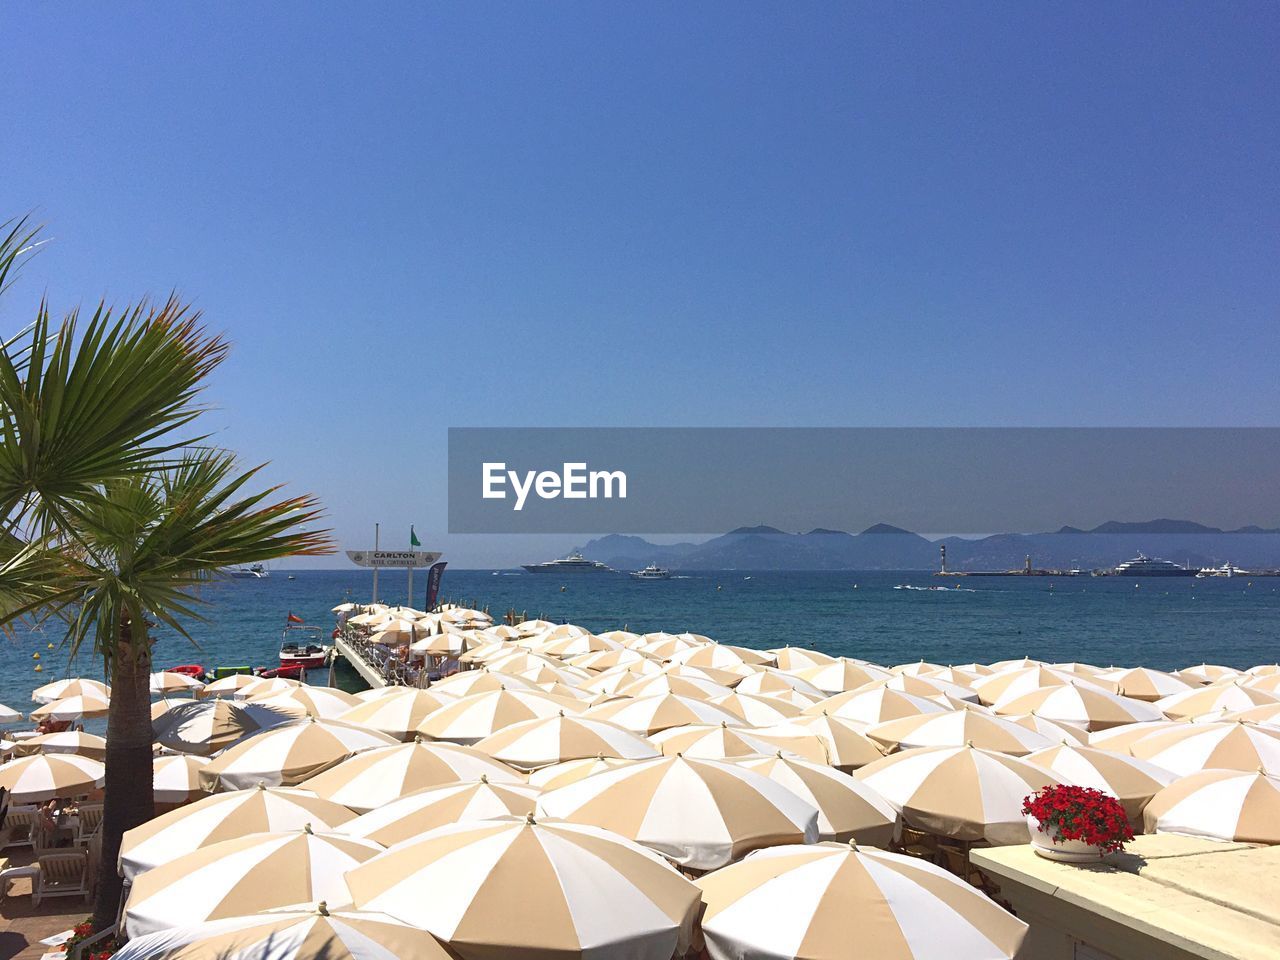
[630,564,671,580]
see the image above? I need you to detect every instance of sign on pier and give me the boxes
[346,550,442,568]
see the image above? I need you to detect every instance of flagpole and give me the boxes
[407,525,415,609]
[372,522,380,604]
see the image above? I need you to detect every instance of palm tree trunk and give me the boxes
[92,616,155,931]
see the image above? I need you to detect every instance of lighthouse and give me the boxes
[940,544,948,574]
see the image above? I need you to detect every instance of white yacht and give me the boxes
[630,564,671,580]
[228,563,269,579]
[1195,562,1251,578]
[1110,553,1195,577]
[521,553,617,574]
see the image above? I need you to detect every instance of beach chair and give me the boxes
[31,849,91,905]
[75,803,104,844]
[0,806,37,849]
[0,862,39,900]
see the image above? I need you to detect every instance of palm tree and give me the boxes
[0,216,333,927]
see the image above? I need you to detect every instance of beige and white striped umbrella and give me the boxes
[866,709,1057,757]
[120,783,358,879]
[696,843,1027,960]
[474,713,659,770]
[417,689,584,745]
[733,668,826,702]
[566,647,651,672]
[638,633,702,658]
[0,702,21,723]
[891,659,946,677]
[112,904,456,960]
[1155,681,1279,720]
[670,643,773,672]
[537,682,600,704]
[617,672,734,701]
[30,693,110,721]
[337,688,455,740]
[973,666,1115,706]
[348,817,700,960]
[0,753,104,802]
[253,685,363,720]
[734,724,831,765]
[1128,720,1280,775]
[485,650,564,675]
[1095,667,1195,702]
[151,700,174,723]
[124,828,384,938]
[1001,712,1089,745]
[650,722,801,761]
[793,660,892,696]
[199,673,263,699]
[765,713,883,769]
[537,754,819,870]
[199,718,398,790]
[992,681,1162,731]
[1243,673,1280,696]
[154,699,296,756]
[511,661,594,687]
[855,745,1060,845]
[149,671,205,695]
[953,662,998,677]
[767,647,837,671]
[584,693,745,736]
[515,619,557,636]
[663,662,753,688]
[410,630,468,657]
[735,754,901,846]
[338,777,542,846]
[1024,743,1177,821]
[526,756,641,791]
[583,665,658,698]
[1223,702,1280,728]
[298,740,523,812]
[458,639,510,664]
[597,629,646,648]
[32,677,110,704]
[867,674,980,704]
[429,669,543,697]
[1088,719,1183,752]
[987,657,1043,671]
[922,666,987,687]
[236,676,305,701]
[1143,769,1280,844]
[710,692,803,726]
[1175,663,1242,685]
[539,631,622,659]
[803,687,947,730]
[153,754,212,805]
[14,730,107,761]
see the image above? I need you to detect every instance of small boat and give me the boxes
[167,664,205,679]
[259,663,307,681]
[630,564,671,580]
[228,563,269,579]
[213,665,253,679]
[279,624,332,670]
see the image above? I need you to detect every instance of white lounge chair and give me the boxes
[32,850,91,905]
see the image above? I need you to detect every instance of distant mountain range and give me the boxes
[572,520,1280,571]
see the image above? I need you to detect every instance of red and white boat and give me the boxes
[279,624,332,671]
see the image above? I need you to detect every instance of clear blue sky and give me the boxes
[3,3,1278,566]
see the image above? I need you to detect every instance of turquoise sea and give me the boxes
[4,568,1279,715]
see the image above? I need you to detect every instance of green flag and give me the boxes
[410,525,420,547]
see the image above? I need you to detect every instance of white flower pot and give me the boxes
[1027,815,1104,863]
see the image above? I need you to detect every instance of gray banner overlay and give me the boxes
[448,428,1280,535]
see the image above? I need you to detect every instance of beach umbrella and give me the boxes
[31,692,110,721]
[484,650,568,676]
[567,647,653,672]
[346,817,701,960]
[200,674,263,699]
[337,688,455,740]
[584,693,745,735]
[973,666,1116,706]
[112,903,458,960]
[710,692,803,726]
[237,676,304,700]
[0,753,104,803]
[199,718,398,790]
[537,682,601,705]
[298,741,522,812]
[1128,720,1280,776]
[429,669,543,697]
[670,643,774,672]
[1222,702,1280,728]
[735,754,901,845]
[150,671,205,695]
[1024,743,1177,822]
[863,674,980,704]
[539,631,623,659]
[417,689,585,745]
[583,665,659,698]
[511,661,593,687]
[474,713,659,770]
[766,712,883,769]
[119,783,358,879]
[1243,673,1280,696]
[695,843,1027,960]
[988,656,1043,671]
[992,681,1162,731]
[731,724,832,764]
[526,755,641,791]
[952,662,998,677]
[1049,661,1105,677]
[516,618,557,635]
[123,827,384,938]
[253,685,363,719]
[14,731,106,761]
[803,687,948,730]
[154,699,297,756]
[153,754,212,804]
[0,702,21,723]
[921,666,987,687]
[1176,663,1243,685]
[733,668,827,702]
[1143,769,1280,844]
[793,659,892,695]
[32,677,110,704]
[855,744,1060,845]
[457,640,510,664]
[766,647,837,671]
[1088,719,1184,752]
[890,659,946,676]
[867,709,1058,757]
[1155,681,1279,720]
[617,673,734,701]
[151,700,174,722]
[638,633,703,659]
[650,722,803,760]
[1095,667,1194,702]
[411,631,468,657]
[537,754,819,870]
[348,612,388,627]
[1001,712,1090,745]
[661,662,751,687]
[338,778,542,846]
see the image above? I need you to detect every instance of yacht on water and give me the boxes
[1196,562,1251,578]
[521,553,618,574]
[228,563,269,579]
[630,564,671,580]
[1108,553,1197,577]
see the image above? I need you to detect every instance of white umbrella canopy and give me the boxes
[695,843,1028,960]
[864,674,981,704]
[1088,719,1184,752]
[638,633,703,659]
[429,669,544,697]
[457,640,511,665]
[767,646,837,671]
[583,693,745,736]
[0,702,22,723]
[1143,769,1280,844]
[30,693,110,721]
[0,753,104,802]
[150,671,205,695]
[538,631,623,659]
[735,754,901,846]
[1155,681,1279,720]
[731,724,831,765]
[337,688,456,740]
[510,661,594,687]
[890,659,947,677]
[1023,743,1177,822]
[733,667,827,702]
[866,709,1058,757]
[474,713,659,770]
[338,778,542,846]
[1001,712,1090,745]
[119,783,358,879]
[1095,666,1195,702]
[112,903,458,960]
[346,817,701,960]
[32,677,110,704]
[515,619,557,636]
[537,754,819,871]
[199,673,263,699]
[617,672,735,701]
[411,630,469,658]
[199,718,398,790]
[1128,720,1280,776]
[663,662,754,688]
[854,745,1061,845]
[973,666,1116,706]
[1222,702,1280,728]
[123,828,385,939]
[992,681,1163,731]
[417,689,585,745]
[154,699,297,757]
[298,741,523,812]
[526,756,642,791]
[236,676,304,701]
[582,664,660,698]
[650,722,803,761]
[793,659,893,696]
[596,629,646,647]
[14,731,107,761]
[709,692,803,727]
[1243,673,1280,696]
[253,686,363,720]
[766,713,885,770]
[153,754,212,805]
[803,687,948,730]
[670,644,774,671]
[1175,663,1243,686]
[566,647,653,672]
